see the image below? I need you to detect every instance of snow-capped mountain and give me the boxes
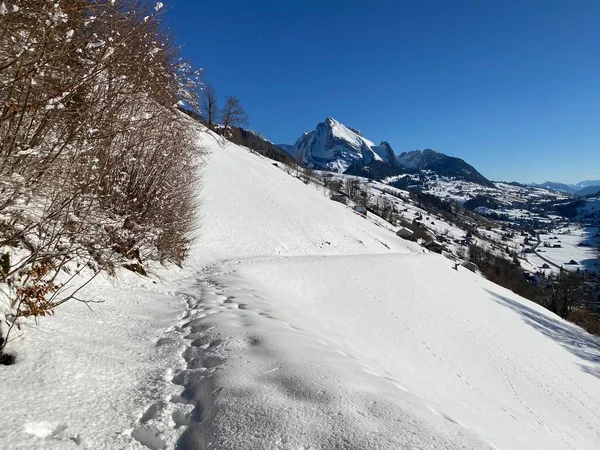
[397,149,494,187]
[281,118,494,187]
[281,117,397,173]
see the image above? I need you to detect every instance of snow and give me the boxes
[288,118,394,172]
[530,226,600,272]
[2,127,600,449]
[0,269,187,449]
[422,178,569,210]
[190,134,417,267]
[396,149,434,169]
[579,196,600,218]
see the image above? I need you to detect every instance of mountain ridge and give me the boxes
[529,180,600,194]
[280,118,494,187]
[284,117,398,173]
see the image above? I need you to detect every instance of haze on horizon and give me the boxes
[166,0,600,184]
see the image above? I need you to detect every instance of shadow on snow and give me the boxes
[486,289,600,379]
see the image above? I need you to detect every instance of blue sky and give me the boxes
[165,1,600,184]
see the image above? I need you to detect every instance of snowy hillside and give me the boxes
[419,178,570,208]
[2,128,600,449]
[396,149,493,186]
[578,195,600,225]
[576,185,600,197]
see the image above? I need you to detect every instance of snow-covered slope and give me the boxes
[183,131,600,449]
[283,117,397,172]
[2,128,600,449]
[397,149,494,186]
[578,195,600,225]
[418,178,570,208]
[576,185,600,197]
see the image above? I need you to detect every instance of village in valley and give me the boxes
[276,165,600,318]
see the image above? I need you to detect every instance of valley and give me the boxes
[2,3,600,449]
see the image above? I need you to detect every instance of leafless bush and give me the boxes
[282,161,297,175]
[0,0,202,356]
[569,308,600,337]
[398,219,432,242]
[300,166,314,184]
[539,270,591,319]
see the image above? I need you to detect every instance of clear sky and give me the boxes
[165,0,600,184]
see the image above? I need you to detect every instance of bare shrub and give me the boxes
[0,0,202,355]
[398,219,431,242]
[569,308,600,336]
[283,161,297,175]
[539,270,591,319]
[300,166,314,184]
[329,180,342,194]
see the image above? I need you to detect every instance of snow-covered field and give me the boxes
[529,226,599,272]
[2,128,600,449]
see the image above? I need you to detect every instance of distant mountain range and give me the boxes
[278,118,493,187]
[216,115,595,197]
[576,185,600,197]
[529,180,600,196]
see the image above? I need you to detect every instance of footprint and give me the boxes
[171,410,190,428]
[155,337,176,347]
[172,370,188,386]
[140,403,160,423]
[187,355,223,370]
[247,336,261,346]
[182,347,198,362]
[190,337,210,347]
[170,394,194,405]
[131,426,165,450]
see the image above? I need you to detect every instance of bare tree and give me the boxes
[201,82,219,129]
[221,96,249,134]
[345,178,362,200]
[542,270,591,319]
